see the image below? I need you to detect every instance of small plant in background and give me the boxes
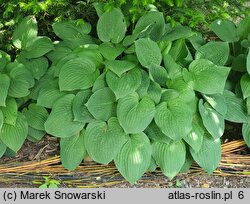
[38,176,60,188]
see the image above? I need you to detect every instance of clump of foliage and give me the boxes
[0,0,102,52]
[1,0,249,52]
[95,0,250,27]
[209,17,250,146]
[0,6,250,184]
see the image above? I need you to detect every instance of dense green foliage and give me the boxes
[1,0,249,52]
[0,5,250,184]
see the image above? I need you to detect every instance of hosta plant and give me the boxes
[209,17,250,147]
[0,16,53,157]
[0,8,249,184]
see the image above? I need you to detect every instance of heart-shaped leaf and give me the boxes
[106,68,141,100]
[210,20,238,42]
[59,58,99,91]
[45,94,84,137]
[97,8,126,43]
[184,59,230,94]
[135,38,162,68]
[53,20,91,40]
[0,112,28,152]
[0,98,17,126]
[223,90,248,123]
[85,117,127,164]
[72,90,94,123]
[103,60,136,77]
[22,36,54,59]
[60,130,87,170]
[114,132,152,184]
[86,87,116,121]
[190,134,221,174]
[195,42,229,66]
[202,94,227,116]
[183,114,204,153]
[12,16,38,49]
[199,100,224,139]
[152,140,186,179]
[117,93,155,134]
[155,101,193,140]
[23,104,49,131]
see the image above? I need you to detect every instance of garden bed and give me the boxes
[0,135,249,188]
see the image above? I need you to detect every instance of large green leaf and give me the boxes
[46,42,72,64]
[85,118,127,164]
[99,42,125,60]
[202,94,227,117]
[198,100,224,139]
[161,25,195,42]
[148,64,168,87]
[12,16,38,49]
[242,123,250,148]
[85,87,116,121]
[223,90,248,123]
[232,54,247,72]
[155,101,193,140]
[37,80,66,108]
[240,73,250,99]
[106,68,141,99]
[117,93,155,134]
[92,73,107,92]
[19,57,48,80]
[133,11,165,41]
[135,38,162,68]
[27,127,45,143]
[74,45,103,68]
[59,58,99,91]
[7,63,34,98]
[114,133,152,184]
[22,37,54,58]
[169,39,188,62]
[195,42,229,66]
[97,8,126,43]
[147,81,162,104]
[53,20,91,40]
[237,17,250,40]
[0,112,28,152]
[136,70,150,98]
[145,121,171,144]
[23,104,49,131]
[163,54,182,79]
[0,74,10,107]
[210,20,238,42]
[183,114,204,153]
[190,134,221,174]
[72,90,94,123]
[44,94,84,138]
[0,98,17,126]
[152,140,186,179]
[103,60,136,77]
[183,59,230,94]
[60,130,87,170]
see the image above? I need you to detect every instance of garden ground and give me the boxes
[0,134,249,188]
